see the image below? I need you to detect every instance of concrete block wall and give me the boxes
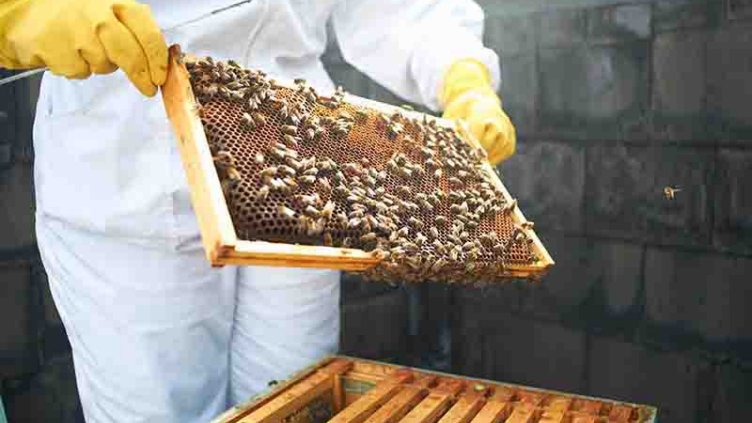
[0,72,83,421]
[329,1,752,422]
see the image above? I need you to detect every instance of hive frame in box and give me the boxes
[161,45,554,275]
[213,355,658,423]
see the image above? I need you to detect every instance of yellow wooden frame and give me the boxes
[161,45,553,276]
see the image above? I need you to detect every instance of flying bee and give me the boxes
[663,186,681,200]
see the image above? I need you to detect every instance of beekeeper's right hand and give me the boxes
[0,0,167,96]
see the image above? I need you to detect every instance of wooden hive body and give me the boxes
[214,356,657,423]
[161,45,553,282]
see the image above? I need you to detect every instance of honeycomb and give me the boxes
[186,57,538,283]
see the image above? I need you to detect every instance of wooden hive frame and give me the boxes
[161,45,553,276]
[212,356,658,423]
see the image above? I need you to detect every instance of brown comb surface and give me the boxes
[187,57,538,283]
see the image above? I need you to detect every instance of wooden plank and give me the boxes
[574,399,603,415]
[219,240,378,271]
[538,410,567,423]
[545,397,572,412]
[329,370,414,423]
[161,45,237,263]
[230,359,351,423]
[469,402,509,423]
[517,391,544,406]
[436,389,487,423]
[399,380,464,423]
[608,404,635,421]
[505,402,537,423]
[233,371,331,422]
[571,416,599,423]
[367,376,436,423]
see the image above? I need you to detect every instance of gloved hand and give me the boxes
[440,59,516,165]
[0,0,167,96]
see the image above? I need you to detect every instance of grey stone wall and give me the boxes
[332,1,752,422]
[0,72,83,421]
[1,1,751,422]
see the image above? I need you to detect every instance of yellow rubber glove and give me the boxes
[0,0,167,96]
[440,59,516,165]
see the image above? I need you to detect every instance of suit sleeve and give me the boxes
[330,0,500,111]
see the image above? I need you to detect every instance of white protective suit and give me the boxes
[33,0,500,421]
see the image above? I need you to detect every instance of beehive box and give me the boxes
[214,356,657,423]
[161,45,553,283]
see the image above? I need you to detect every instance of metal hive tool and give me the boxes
[161,45,553,283]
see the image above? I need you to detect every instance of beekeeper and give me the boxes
[0,0,516,421]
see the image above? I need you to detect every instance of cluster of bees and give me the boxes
[187,57,539,284]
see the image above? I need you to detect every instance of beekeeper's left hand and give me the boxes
[441,59,516,165]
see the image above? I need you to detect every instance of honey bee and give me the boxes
[318,177,332,191]
[278,205,296,219]
[360,232,377,243]
[321,201,335,219]
[278,165,296,177]
[255,185,270,201]
[408,217,424,230]
[435,215,447,226]
[503,199,518,214]
[663,186,681,200]
[254,152,265,165]
[304,205,321,218]
[299,175,316,185]
[282,134,299,148]
[281,125,298,136]
[240,113,256,130]
[260,166,278,179]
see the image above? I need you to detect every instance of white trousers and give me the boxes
[36,217,340,423]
